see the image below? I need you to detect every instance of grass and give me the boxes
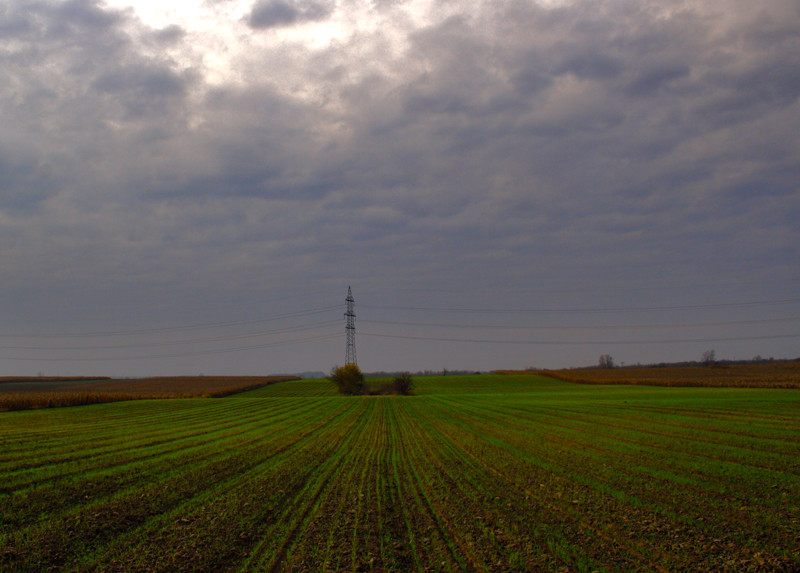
[1,374,798,571]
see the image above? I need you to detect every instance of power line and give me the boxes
[0,320,341,351]
[362,332,800,345]
[360,315,800,331]
[0,332,341,362]
[362,278,798,297]
[3,295,797,365]
[0,305,340,339]
[360,297,800,314]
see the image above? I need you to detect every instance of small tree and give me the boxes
[701,349,716,367]
[328,364,365,395]
[391,373,414,395]
[598,354,615,369]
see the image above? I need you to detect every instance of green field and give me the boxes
[1,375,798,571]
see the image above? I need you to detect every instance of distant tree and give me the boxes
[598,354,615,369]
[702,349,716,367]
[391,373,414,395]
[328,364,365,395]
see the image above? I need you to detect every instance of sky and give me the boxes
[1,0,798,377]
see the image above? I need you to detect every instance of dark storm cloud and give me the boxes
[247,0,335,29]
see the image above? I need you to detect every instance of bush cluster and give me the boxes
[328,364,365,395]
[328,366,415,396]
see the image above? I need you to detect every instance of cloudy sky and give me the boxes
[1,0,798,376]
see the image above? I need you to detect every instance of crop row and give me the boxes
[1,375,798,571]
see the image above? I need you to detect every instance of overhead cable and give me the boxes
[361,332,800,345]
[1,305,340,339]
[359,315,800,331]
[360,297,800,314]
[0,332,341,362]
[0,320,341,351]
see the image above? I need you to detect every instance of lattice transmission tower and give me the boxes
[345,286,357,365]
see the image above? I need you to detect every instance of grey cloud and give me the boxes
[0,150,60,211]
[47,0,125,39]
[247,0,334,29]
[56,0,122,25]
[1,0,798,374]
[368,0,411,9]
[555,54,622,80]
[91,65,194,119]
[91,67,187,97]
[625,64,690,95]
[1,1,135,83]
[149,24,186,45]
[346,0,798,259]
[0,6,35,38]
[0,0,195,216]
[511,66,553,95]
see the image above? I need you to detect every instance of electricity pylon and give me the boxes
[345,286,356,365]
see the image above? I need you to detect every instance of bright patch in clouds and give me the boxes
[104,0,245,31]
[102,0,381,86]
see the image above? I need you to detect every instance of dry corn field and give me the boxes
[517,361,800,388]
[0,376,298,411]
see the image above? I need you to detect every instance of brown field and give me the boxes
[0,376,112,385]
[499,360,800,388]
[0,376,299,411]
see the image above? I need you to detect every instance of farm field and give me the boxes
[1,374,798,571]
[517,360,800,389]
[0,376,299,411]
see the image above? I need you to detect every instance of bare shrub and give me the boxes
[391,373,414,395]
[328,364,365,395]
[598,354,615,369]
